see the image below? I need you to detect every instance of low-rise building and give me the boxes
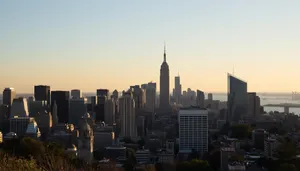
[136,149,150,163]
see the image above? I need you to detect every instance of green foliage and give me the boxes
[0,154,40,171]
[176,159,212,171]
[230,124,251,139]
[277,138,299,160]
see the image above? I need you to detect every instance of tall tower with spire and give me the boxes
[159,44,170,111]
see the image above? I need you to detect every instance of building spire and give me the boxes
[164,42,166,62]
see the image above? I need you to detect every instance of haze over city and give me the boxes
[1,0,300,93]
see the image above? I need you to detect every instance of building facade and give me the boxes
[34,85,50,105]
[119,92,136,137]
[51,91,70,123]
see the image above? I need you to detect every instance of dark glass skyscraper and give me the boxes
[227,74,248,122]
[159,45,170,110]
[34,85,50,104]
[51,91,70,123]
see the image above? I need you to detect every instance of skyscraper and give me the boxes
[71,89,82,99]
[196,90,205,108]
[97,89,109,97]
[159,45,170,111]
[3,88,16,107]
[69,98,87,127]
[179,108,208,155]
[146,82,156,113]
[51,91,70,123]
[10,97,29,118]
[119,91,136,137]
[174,76,182,104]
[34,85,50,105]
[247,92,261,120]
[104,99,115,125]
[227,74,248,122]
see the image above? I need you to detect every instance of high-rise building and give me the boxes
[10,97,29,118]
[34,85,50,105]
[51,91,70,123]
[146,82,156,113]
[112,90,119,99]
[159,45,170,111]
[3,88,16,107]
[247,92,261,120]
[227,74,248,123]
[119,92,136,137]
[10,116,34,137]
[208,93,213,101]
[179,108,208,156]
[196,90,205,108]
[104,99,115,125]
[69,98,87,127]
[95,96,107,122]
[132,87,146,109]
[97,89,109,97]
[71,89,82,99]
[174,76,182,104]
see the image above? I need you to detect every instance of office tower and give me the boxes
[28,101,49,118]
[208,93,213,101]
[119,92,136,137]
[35,110,52,139]
[227,74,248,122]
[159,45,170,111]
[146,83,156,113]
[3,88,16,107]
[252,129,268,150]
[196,90,205,108]
[179,108,208,156]
[141,84,148,90]
[51,91,70,123]
[136,116,146,137]
[95,96,107,122]
[10,116,34,137]
[220,147,236,171]
[34,85,50,105]
[97,89,109,97]
[132,87,146,109]
[247,92,261,120]
[25,119,41,138]
[69,98,87,127]
[174,76,182,104]
[105,99,115,125]
[71,89,82,99]
[52,102,58,126]
[10,97,29,118]
[0,105,9,133]
[112,89,119,99]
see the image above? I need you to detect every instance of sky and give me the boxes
[1,0,300,93]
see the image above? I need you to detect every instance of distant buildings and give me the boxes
[10,117,34,137]
[178,108,208,156]
[247,92,261,120]
[227,74,248,123]
[174,76,182,104]
[34,85,50,105]
[105,99,116,125]
[119,91,136,137]
[51,91,70,123]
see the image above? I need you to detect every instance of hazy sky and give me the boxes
[1,0,300,93]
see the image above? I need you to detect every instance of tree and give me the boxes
[277,163,297,171]
[230,124,251,139]
[176,159,212,171]
[277,138,298,160]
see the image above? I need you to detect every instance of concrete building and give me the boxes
[264,137,279,159]
[34,85,50,105]
[221,147,236,171]
[51,91,70,123]
[10,97,29,118]
[25,119,41,138]
[94,128,115,150]
[227,74,248,122]
[71,89,82,99]
[69,98,87,127]
[105,99,116,125]
[132,87,146,109]
[95,95,107,122]
[252,129,268,150]
[35,110,52,139]
[3,88,16,107]
[178,108,208,155]
[208,93,213,101]
[97,89,109,97]
[78,120,94,163]
[159,45,170,111]
[145,82,156,113]
[196,90,205,108]
[119,92,136,137]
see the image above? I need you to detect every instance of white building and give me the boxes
[10,97,29,118]
[264,137,279,159]
[178,108,208,155]
[119,92,136,137]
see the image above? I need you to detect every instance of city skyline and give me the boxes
[2,1,300,93]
